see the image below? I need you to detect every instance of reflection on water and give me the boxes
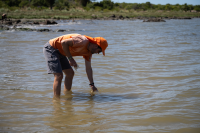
[61,91,139,102]
[0,19,200,132]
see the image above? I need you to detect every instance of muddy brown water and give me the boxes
[0,19,200,133]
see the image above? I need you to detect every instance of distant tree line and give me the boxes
[0,0,200,11]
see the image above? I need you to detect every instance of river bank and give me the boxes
[0,17,196,32]
[1,16,199,32]
[1,7,200,20]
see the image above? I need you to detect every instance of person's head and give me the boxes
[85,36,108,56]
[89,43,102,54]
[95,37,108,56]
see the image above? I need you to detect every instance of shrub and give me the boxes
[54,0,70,10]
[0,1,9,8]
[182,3,189,11]
[27,7,32,10]
[100,0,114,10]
[113,7,120,12]
[194,5,200,11]
[95,6,102,11]
[86,2,95,9]
[83,7,90,11]
[19,0,29,8]
[8,6,19,11]
[125,5,133,10]
[103,9,109,12]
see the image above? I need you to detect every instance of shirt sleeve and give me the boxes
[83,55,92,62]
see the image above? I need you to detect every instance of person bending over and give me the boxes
[43,34,108,97]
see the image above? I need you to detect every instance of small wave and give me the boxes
[191,33,197,35]
[66,29,86,32]
[0,36,7,39]
[5,29,15,32]
[114,69,130,73]
[7,40,38,43]
[146,75,198,80]
[17,25,38,29]
[177,42,191,44]
[0,88,21,90]
[67,21,82,25]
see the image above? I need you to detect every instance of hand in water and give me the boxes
[90,85,98,96]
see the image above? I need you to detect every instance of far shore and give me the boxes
[1,16,199,32]
[2,14,200,23]
[1,8,200,20]
[1,8,200,32]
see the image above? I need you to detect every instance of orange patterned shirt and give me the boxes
[49,34,92,61]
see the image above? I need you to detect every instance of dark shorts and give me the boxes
[43,41,71,74]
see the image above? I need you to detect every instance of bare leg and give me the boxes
[63,69,74,92]
[53,73,63,96]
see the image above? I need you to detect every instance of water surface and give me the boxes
[0,19,200,132]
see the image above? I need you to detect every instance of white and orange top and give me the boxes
[49,34,92,61]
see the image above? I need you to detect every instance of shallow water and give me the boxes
[0,19,200,133]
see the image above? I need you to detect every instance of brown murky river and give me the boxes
[0,19,200,132]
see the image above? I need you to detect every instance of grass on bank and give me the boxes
[0,8,200,19]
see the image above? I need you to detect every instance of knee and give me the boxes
[68,70,74,79]
[54,73,63,81]
[65,69,74,79]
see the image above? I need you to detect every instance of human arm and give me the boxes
[85,59,98,92]
[61,38,77,67]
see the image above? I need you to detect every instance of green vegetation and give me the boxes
[0,0,200,19]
